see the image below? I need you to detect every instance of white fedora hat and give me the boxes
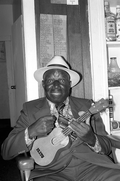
[34,56,82,87]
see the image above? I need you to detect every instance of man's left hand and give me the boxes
[70,121,96,146]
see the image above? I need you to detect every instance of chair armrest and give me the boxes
[16,153,34,181]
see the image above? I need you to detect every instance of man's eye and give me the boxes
[59,79,65,84]
[46,79,53,84]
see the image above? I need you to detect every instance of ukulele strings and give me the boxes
[62,110,91,136]
[54,110,92,144]
[76,111,91,123]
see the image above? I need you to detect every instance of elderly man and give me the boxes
[1,56,120,181]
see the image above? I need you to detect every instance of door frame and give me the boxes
[0,0,39,127]
[88,0,110,134]
[0,35,16,127]
[21,0,39,101]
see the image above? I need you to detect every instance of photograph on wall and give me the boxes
[39,14,67,67]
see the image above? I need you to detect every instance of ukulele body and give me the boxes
[30,127,70,166]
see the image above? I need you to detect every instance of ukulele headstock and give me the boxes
[89,98,109,114]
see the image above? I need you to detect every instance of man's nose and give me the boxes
[53,80,60,87]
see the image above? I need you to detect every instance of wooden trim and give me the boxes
[88,0,110,133]
[21,0,39,101]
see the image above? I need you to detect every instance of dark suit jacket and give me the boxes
[1,96,120,177]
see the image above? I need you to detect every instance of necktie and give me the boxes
[56,103,65,117]
[56,103,77,140]
[56,103,70,128]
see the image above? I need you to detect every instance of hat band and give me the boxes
[47,64,69,69]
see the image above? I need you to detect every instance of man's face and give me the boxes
[42,69,71,105]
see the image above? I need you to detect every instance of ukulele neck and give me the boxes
[61,110,92,137]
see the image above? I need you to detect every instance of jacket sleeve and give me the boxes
[1,103,31,160]
[90,113,112,155]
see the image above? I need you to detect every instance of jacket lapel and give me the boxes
[69,97,82,119]
[34,98,51,121]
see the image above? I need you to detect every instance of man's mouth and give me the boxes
[51,92,61,96]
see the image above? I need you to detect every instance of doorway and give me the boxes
[0,36,17,128]
[0,41,10,120]
[0,41,11,146]
[0,41,10,119]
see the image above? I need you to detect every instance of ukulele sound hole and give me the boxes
[51,138,56,145]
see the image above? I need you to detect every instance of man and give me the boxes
[1,56,120,181]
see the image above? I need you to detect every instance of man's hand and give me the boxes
[70,121,96,146]
[28,115,56,138]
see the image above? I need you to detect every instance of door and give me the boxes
[0,36,16,127]
[34,0,92,99]
[11,15,27,126]
[0,41,10,119]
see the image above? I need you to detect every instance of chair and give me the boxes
[17,153,34,181]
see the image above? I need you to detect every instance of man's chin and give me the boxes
[49,96,63,104]
[51,97,61,102]
[47,93,66,104]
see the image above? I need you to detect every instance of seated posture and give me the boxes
[1,56,120,181]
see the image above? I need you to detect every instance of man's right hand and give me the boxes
[28,115,56,139]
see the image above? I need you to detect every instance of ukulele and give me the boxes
[30,98,109,166]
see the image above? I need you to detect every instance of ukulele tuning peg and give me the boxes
[91,99,95,106]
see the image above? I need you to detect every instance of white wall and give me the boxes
[0,5,13,36]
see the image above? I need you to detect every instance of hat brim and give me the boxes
[34,66,81,87]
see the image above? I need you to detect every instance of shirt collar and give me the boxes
[47,97,69,110]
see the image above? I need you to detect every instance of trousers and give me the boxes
[34,156,120,181]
